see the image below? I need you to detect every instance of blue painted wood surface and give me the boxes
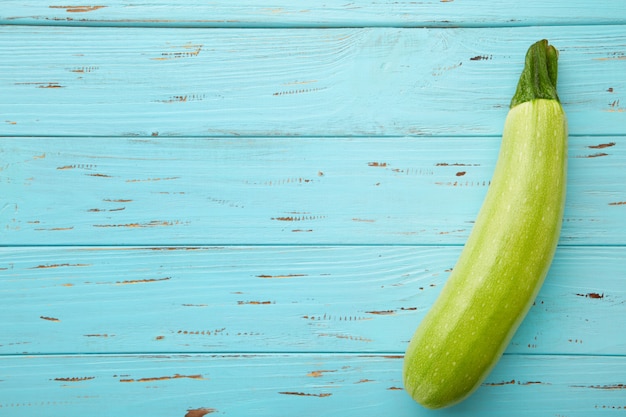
[1,2,626,416]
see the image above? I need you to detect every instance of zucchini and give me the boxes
[402,40,567,409]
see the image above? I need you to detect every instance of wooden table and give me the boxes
[2,2,625,415]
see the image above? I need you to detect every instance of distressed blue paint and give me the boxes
[0,26,625,137]
[1,354,626,416]
[0,246,624,355]
[2,1,626,28]
[2,137,626,245]
[1,2,626,415]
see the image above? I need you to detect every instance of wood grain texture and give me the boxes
[2,0,626,27]
[2,136,626,245]
[2,354,626,416]
[2,2,626,415]
[1,246,624,355]
[1,26,625,137]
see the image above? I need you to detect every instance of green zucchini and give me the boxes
[403,39,567,409]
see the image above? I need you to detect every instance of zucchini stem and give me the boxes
[510,39,560,108]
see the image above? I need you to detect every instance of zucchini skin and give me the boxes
[402,40,567,409]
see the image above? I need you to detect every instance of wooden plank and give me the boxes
[2,1,626,27]
[2,137,625,246]
[1,26,625,137]
[1,246,624,355]
[1,353,626,416]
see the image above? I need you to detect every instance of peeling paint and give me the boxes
[574,383,626,390]
[103,198,133,203]
[588,142,616,149]
[436,162,480,167]
[435,181,490,187]
[318,333,373,342]
[257,274,307,279]
[185,409,217,417]
[470,55,493,61]
[116,277,171,285]
[70,66,99,73]
[279,391,332,397]
[578,152,609,158]
[120,374,204,383]
[365,310,396,315]
[15,82,65,88]
[483,379,516,386]
[93,220,183,228]
[34,226,75,231]
[53,376,95,382]
[30,263,90,269]
[177,328,226,336]
[307,370,337,378]
[151,44,203,61]
[576,292,604,299]
[237,300,274,305]
[273,87,326,96]
[126,176,180,183]
[271,215,324,221]
[49,5,108,13]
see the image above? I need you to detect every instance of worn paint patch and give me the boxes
[116,277,171,285]
[588,142,616,149]
[365,310,396,315]
[352,218,376,223]
[256,274,307,279]
[279,391,332,397]
[70,66,99,73]
[273,87,326,96]
[185,409,217,417]
[53,376,95,382]
[435,181,490,187]
[126,176,180,183]
[15,82,65,88]
[436,162,480,167]
[120,374,204,383]
[470,55,493,61]
[155,94,206,104]
[318,333,373,343]
[271,215,324,221]
[40,316,60,322]
[30,263,90,269]
[93,220,183,228]
[578,152,609,158]
[302,314,371,321]
[574,384,626,390]
[34,226,75,231]
[576,292,604,299]
[177,328,226,336]
[237,300,274,305]
[483,379,516,386]
[49,5,107,13]
[151,43,203,61]
[307,370,337,378]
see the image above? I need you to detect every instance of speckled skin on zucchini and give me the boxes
[403,40,567,409]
